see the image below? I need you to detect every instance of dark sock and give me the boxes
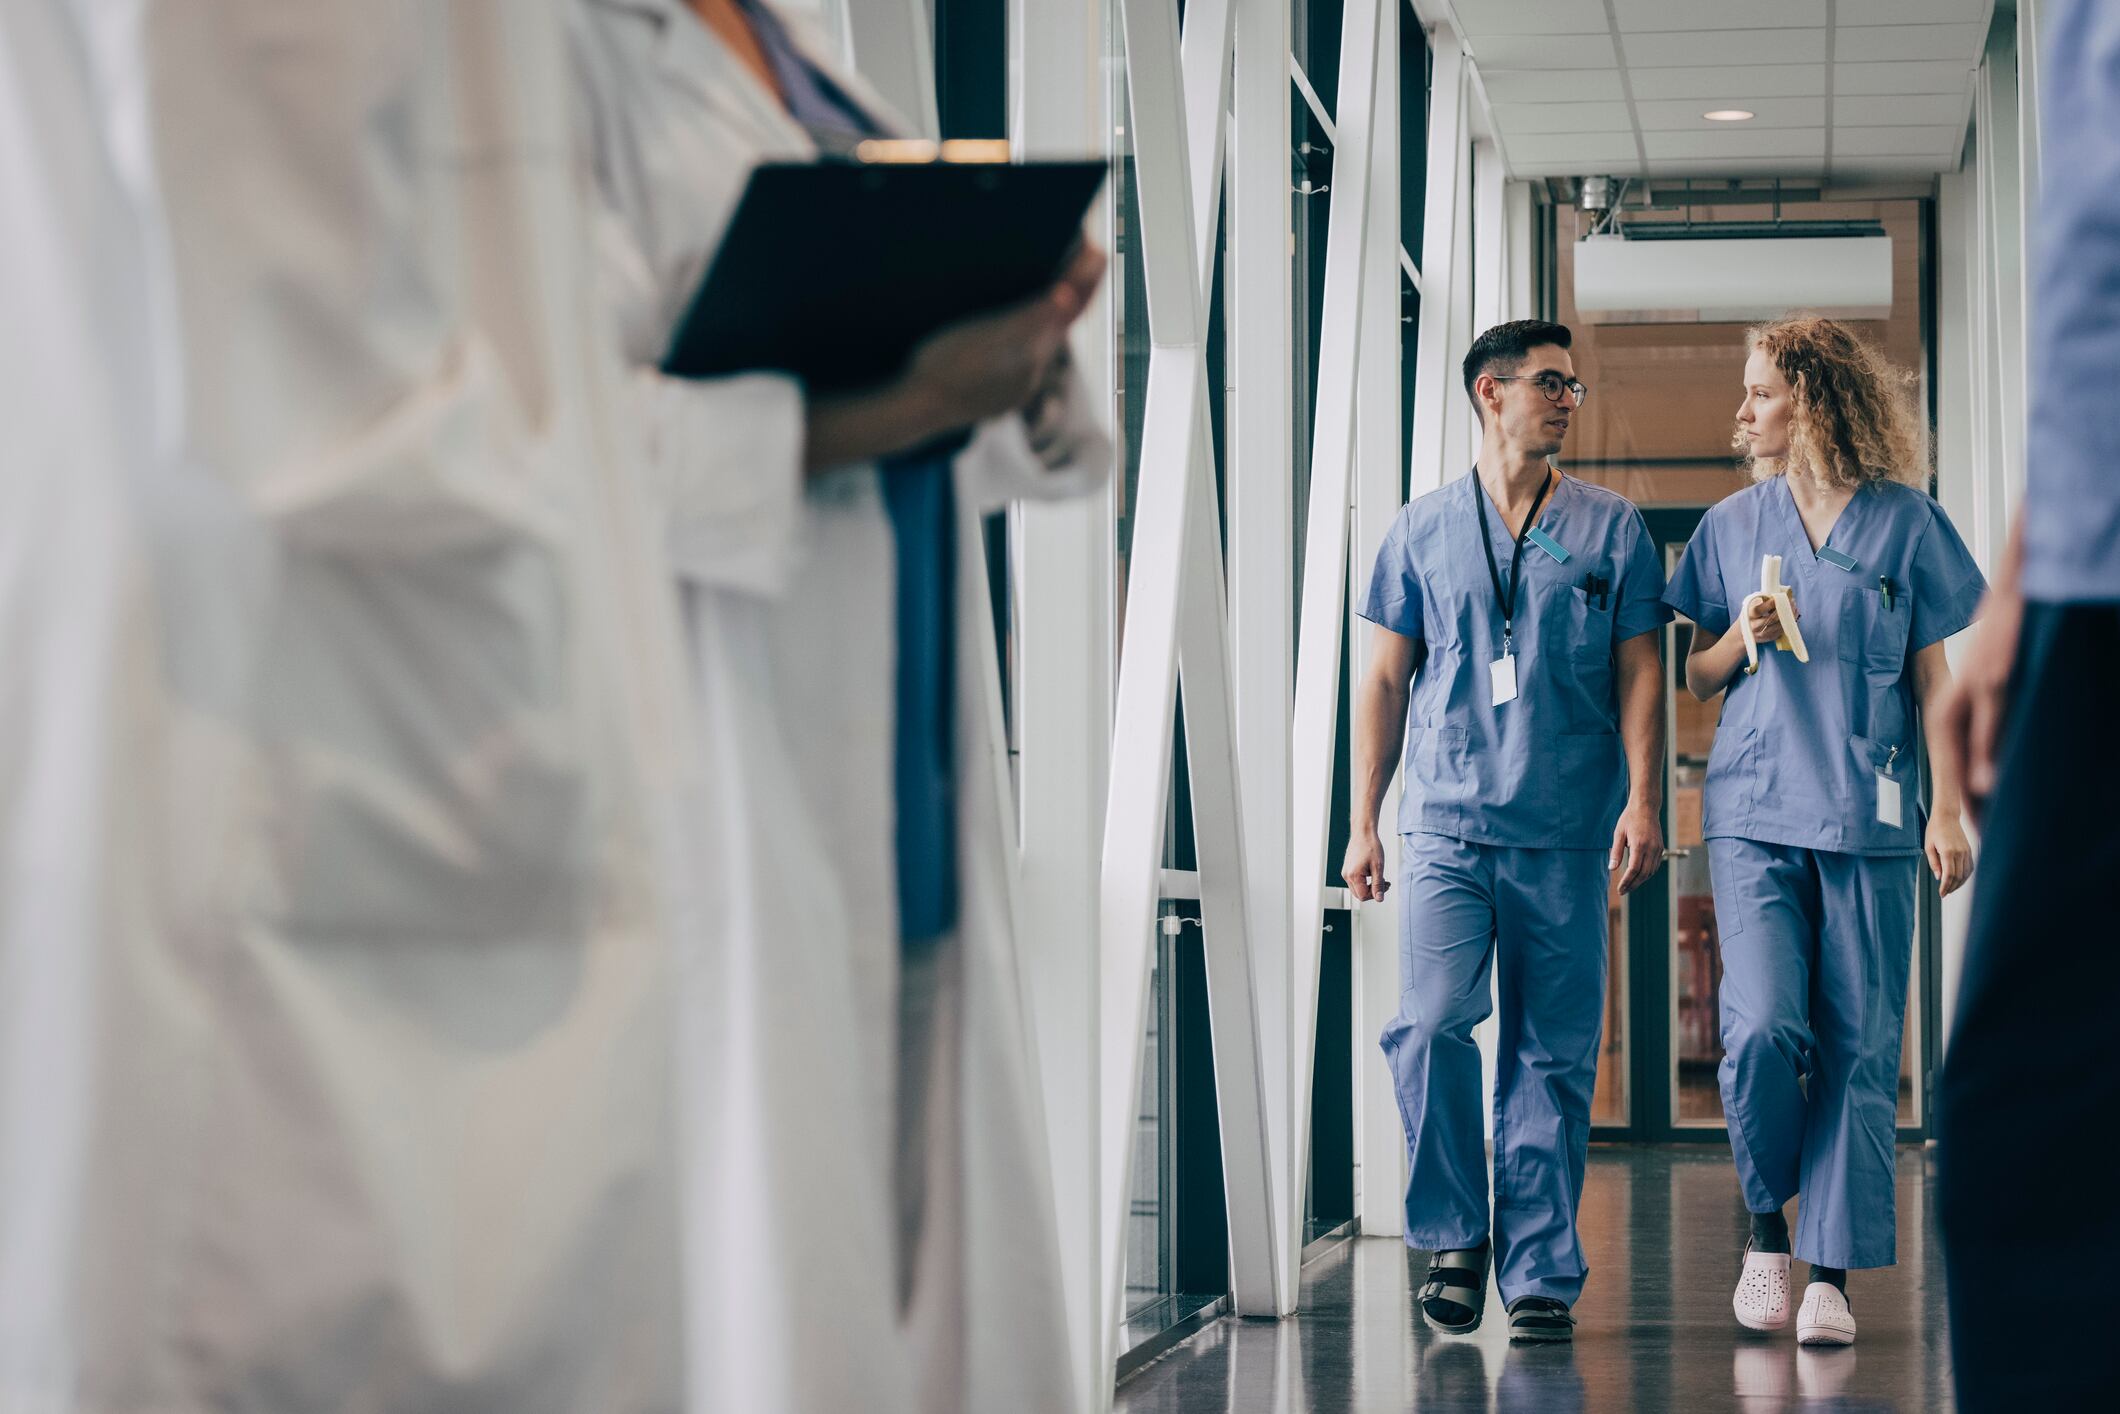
[1749,1209,1790,1255]
[1812,1265,1848,1302]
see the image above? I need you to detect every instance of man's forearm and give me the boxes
[1620,652,1665,811]
[1351,679,1409,836]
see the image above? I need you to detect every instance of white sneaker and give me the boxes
[1796,1281,1857,1346]
[1733,1244,1792,1331]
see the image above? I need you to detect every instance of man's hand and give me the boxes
[1342,828,1391,902]
[1934,521,2025,827]
[1610,802,1663,896]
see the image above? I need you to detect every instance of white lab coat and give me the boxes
[1,4,691,1410]
[569,3,1100,1411]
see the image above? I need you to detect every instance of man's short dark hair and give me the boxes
[1462,319,1574,420]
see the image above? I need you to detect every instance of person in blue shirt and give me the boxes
[1665,317,1984,1349]
[1935,4,2120,1407]
[1346,319,1671,1343]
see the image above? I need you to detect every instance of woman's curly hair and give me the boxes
[1737,315,1929,490]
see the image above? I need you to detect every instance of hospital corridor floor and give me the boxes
[1114,1145,1952,1413]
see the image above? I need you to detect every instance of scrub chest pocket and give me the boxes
[1545,569,1618,733]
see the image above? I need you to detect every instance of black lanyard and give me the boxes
[1472,468,1556,653]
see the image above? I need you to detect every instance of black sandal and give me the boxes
[1419,1245,1491,1334]
[1506,1294,1577,1343]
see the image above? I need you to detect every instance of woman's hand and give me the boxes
[1738,588,1796,649]
[1925,810,1974,896]
[804,241,1108,471]
[899,240,1108,438]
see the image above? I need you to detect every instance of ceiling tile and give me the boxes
[1831,154,1964,177]
[1623,28,1829,67]
[1833,125,1965,156]
[1627,63,1826,99]
[1480,68,1628,103]
[1834,24,1987,63]
[1614,0,1826,30]
[1839,0,1991,23]
[1452,0,1609,37]
[1835,93,1972,126]
[1471,33,1620,70]
[1644,127,1827,159]
[1643,157,1828,178]
[1633,96,1826,130]
[1834,60,1979,95]
[1491,101,1636,135]
[1505,133,1646,167]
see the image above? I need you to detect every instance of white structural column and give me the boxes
[1227,0,1297,1312]
[1471,140,1506,337]
[1406,30,1468,503]
[1975,22,2027,524]
[1287,0,1384,1303]
[1007,0,1114,1405]
[1103,0,1281,1366]
[1348,0,1405,1240]
[1503,179,1535,323]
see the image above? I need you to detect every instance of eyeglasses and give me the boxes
[1491,372,1589,407]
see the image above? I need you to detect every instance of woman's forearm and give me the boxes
[1685,623,1751,700]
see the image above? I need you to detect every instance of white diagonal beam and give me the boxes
[841,0,940,138]
[1181,0,1236,309]
[1287,0,1384,1302]
[1105,0,1281,1356]
[1007,0,1114,1403]
[1349,0,1405,1242]
[1407,28,1467,502]
[1228,0,1297,1311]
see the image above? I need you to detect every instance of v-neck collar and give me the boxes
[1472,466,1565,542]
[1773,473,1861,561]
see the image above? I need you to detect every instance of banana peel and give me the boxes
[1739,554,1807,673]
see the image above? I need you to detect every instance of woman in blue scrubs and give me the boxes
[1665,317,1984,1348]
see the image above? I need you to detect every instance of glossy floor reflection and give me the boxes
[1114,1145,1951,1413]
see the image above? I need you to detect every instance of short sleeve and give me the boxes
[1663,515,1731,638]
[1908,502,1988,650]
[1614,507,1674,642]
[1358,510,1423,640]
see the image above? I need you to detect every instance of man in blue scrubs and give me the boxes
[1346,320,1670,1342]
[1936,3,2120,1406]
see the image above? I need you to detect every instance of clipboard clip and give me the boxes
[853,138,1012,165]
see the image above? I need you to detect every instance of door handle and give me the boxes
[1664,848,1694,859]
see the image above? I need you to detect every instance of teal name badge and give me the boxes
[1526,526,1570,564]
[1817,546,1860,572]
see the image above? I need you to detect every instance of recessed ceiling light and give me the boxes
[1704,109,1757,122]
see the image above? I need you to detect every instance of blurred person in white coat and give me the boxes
[570,2,1107,1410]
[0,3,693,1409]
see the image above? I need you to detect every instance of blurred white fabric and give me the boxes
[0,3,693,1409]
[571,3,1104,1410]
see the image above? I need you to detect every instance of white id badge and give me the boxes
[1490,652,1519,706]
[1876,772,1902,828]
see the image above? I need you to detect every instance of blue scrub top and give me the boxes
[1664,476,1986,856]
[1359,471,1671,849]
[2025,0,2120,603]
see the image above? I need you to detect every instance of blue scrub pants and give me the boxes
[1708,838,1918,1270]
[1381,834,1608,1305]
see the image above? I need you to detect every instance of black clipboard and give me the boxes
[660,159,1107,394]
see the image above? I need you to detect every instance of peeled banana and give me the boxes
[1739,553,1808,672]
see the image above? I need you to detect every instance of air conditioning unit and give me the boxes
[1573,230,1893,325]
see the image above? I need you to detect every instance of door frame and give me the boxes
[1589,506,1937,1145]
